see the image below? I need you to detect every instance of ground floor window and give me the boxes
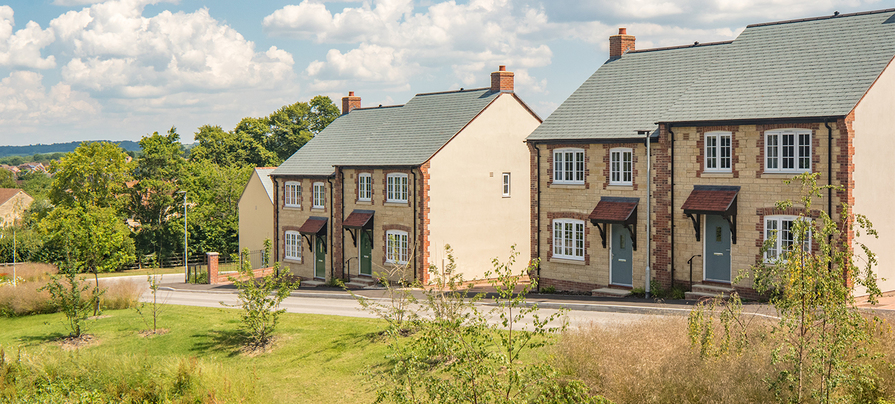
[552,219,585,260]
[285,231,301,260]
[386,230,409,264]
[764,215,811,262]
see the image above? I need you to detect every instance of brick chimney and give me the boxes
[341,91,361,115]
[490,65,514,93]
[609,28,635,59]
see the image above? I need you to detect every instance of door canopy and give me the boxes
[589,197,639,250]
[681,185,739,244]
[343,210,374,247]
[298,216,328,252]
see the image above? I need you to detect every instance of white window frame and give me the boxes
[285,181,301,208]
[502,172,511,197]
[387,173,409,203]
[358,173,372,202]
[765,129,812,173]
[386,230,409,264]
[313,182,325,209]
[609,147,633,186]
[552,219,585,261]
[764,215,812,262]
[553,148,585,185]
[704,131,732,172]
[284,230,301,261]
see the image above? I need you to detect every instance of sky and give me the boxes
[0,0,887,146]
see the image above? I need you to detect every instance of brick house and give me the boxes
[270,67,540,285]
[527,9,895,297]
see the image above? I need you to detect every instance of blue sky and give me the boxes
[0,0,886,146]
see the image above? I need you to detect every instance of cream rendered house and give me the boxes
[0,188,33,227]
[238,167,276,254]
[270,66,540,285]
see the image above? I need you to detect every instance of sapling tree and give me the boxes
[746,172,882,403]
[230,246,299,350]
[134,270,166,334]
[42,263,99,338]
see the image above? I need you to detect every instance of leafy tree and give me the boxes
[746,172,882,403]
[40,204,135,313]
[0,169,15,188]
[180,161,251,257]
[131,128,186,261]
[19,171,52,201]
[48,142,132,211]
[189,125,277,168]
[264,96,339,161]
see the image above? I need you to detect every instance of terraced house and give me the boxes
[528,9,895,298]
[270,67,540,285]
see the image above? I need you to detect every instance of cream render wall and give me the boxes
[238,171,274,255]
[0,191,33,227]
[427,94,539,280]
[852,61,895,294]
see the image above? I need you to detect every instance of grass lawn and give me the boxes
[0,305,390,403]
[84,266,188,279]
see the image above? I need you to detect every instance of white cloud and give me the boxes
[0,71,100,127]
[52,0,109,6]
[0,6,57,69]
[266,0,554,89]
[50,0,295,98]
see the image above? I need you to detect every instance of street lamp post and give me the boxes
[176,191,187,282]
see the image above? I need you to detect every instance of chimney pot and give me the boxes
[609,28,635,59]
[341,91,361,115]
[490,65,514,93]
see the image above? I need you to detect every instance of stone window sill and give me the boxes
[356,200,372,205]
[605,185,634,191]
[550,183,586,189]
[284,258,302,264]
[761,172,807,179]
[701,172,733,178]
[549,257,586,266]
[384,202,409,207]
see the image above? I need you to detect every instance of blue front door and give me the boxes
[704,215,731,282]
[610,224,633,286]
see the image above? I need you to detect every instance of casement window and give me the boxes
[358,173,372,201]
[764,215,811,262]
[285,181,301,207]
[284,231,301,260]
[502,172,511,197]
[765,129,812,173]
[552,219,585,260]
[386,230,409,264]
[705,131,732,172]
[313,182,325,208]
[609,148,633,185]
[387,173,409,203]
[553,148,585,184]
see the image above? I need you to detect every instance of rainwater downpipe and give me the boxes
[328,177,335,282]
[535,143,541,293]
[669,124,676,289]
[412,169,418,283]
[824,120,833,218]
[644,131,652,299]
[340,168,347,280]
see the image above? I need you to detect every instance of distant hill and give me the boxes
[0,141,142,158]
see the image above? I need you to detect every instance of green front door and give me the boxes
[360,229,372,276]
[315,235,326,279]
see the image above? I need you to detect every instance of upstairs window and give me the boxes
[766,129,812,173]
[285,181,301,207]
[705,131,732,172]
[552,219,585,260]
[387,173,409,203]
[358,173,372,201]
[313,182,325,209]
[502,172,511,197]
[609,148,633,185]
[553,148,585,184]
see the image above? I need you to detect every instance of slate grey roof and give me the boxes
[528,42,730,141]
[529,8,895,141]
[272,88,500,177]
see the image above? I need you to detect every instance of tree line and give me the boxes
[0,96,340,271]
